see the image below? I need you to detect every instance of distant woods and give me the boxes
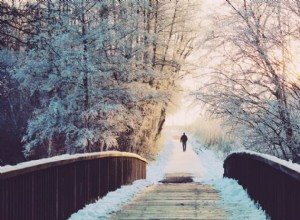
[0,0,197,164]
[196,0,300,162]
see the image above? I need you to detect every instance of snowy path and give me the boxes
[110,137,229,219]
[110,182,228,219]
[164,138,204,179]
[69,129,267,220]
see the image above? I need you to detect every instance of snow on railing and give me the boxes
[0,151,147,178]
[231,150,300,173]
[0,151,147,220]
[224,151,300,220]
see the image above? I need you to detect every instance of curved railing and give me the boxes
[0,151,147,220]
[224,152,300,220]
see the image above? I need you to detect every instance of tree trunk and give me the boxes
[160,0,179,72]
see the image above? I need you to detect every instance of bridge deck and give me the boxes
[110,173,229,220]
[111,137,229,219]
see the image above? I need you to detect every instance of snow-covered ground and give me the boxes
[69,129,268,220]
[190,137,268,220]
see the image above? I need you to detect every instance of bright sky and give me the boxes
[165,73,203,126]
[165,99,202,126]
[164,0,225,127]
[167,0,300,127]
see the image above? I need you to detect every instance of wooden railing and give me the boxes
[0,152,147,220]
[224,152,300,220]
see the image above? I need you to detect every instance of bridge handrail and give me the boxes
[224,151,300,181]
[0,151,147,179]
[224,151,300,220]
[0,151,147,220]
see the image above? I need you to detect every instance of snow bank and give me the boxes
[146,136,174,183]
[69,180,149,220]
[191,138,268,220]
[192,142,223,180]
[208,178,267,220]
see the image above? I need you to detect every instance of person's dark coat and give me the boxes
[180,134,188,143]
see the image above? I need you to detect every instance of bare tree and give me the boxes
[196,0,300,161]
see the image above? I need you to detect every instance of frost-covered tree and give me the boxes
[8,0,196,160]
[155,0,197,74]
[0,1,40,164]
[195,0,300,161]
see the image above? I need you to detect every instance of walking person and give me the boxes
[180,132,188,152]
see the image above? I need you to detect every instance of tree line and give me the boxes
[0,0,197,164]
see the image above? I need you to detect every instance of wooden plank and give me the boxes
[110,182,229,219]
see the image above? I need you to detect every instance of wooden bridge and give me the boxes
[111,174,228,219]
[1,146,300,220]
[110,145,229,219]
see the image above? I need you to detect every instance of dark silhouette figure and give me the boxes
[180,133,188,152]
